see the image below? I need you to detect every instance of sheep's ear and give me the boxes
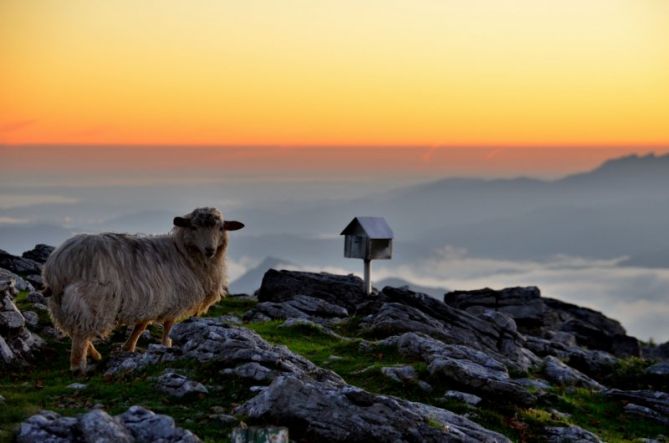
[173,216,192,228]
[223,220,244,231]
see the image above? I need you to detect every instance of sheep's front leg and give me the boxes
[70,335,89,374]
[162,320,174,348]
[87,341,102,361]
[123,321,149,352]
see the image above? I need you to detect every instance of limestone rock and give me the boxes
[515,378,552,391]
[370,332,536,405]
[444,287,545,329]
[16,410,78,443]
[220,362,277,382]
[26,291,47,305]
[106,317,344,386]
[642,341,669,361]
[443,285,640,357]
[79,409,133,443]
[235,375,510,442]
[544,298,640,357]
[104,344,180,378]
[542,356,604,390]
[646,361,669,377]
[156,370,209,398]
[544,425,602,442]
[359,302,450,340]
[244,294,349,324]
[623,403,669,426]
[0,249,41,275]
[258,269,367,312]
[21,244,55,264]
[0,268,34,292]
[380,365,419,384]
[605,389,669,416]
[525,336,617,375]
[16,406,199,443]
[255,271,540,372]
[379,286,540,372]
[119,405,200,442]
[0,277,44,368]
[22,311,39,328]
[444,390,483,406]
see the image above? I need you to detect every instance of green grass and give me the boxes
[1,295,667,443]
[546,388,668,443]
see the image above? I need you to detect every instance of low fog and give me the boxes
[1,150,668,341]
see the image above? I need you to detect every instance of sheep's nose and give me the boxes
[205,247,215,257]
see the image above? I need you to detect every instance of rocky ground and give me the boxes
[1,246,668,442]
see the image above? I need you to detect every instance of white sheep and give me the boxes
[42,207,244,373]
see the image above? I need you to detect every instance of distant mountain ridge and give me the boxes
[230,257,297,294]
[2,152,669,267]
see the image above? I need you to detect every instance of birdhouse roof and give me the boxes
[340,217,393,239]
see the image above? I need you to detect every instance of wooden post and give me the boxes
[363,259,371,295]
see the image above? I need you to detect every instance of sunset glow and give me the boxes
[1,0,669,147]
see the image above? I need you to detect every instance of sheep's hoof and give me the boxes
[89,350,102,361]
[162,338,172,348]
[122,344,136,353]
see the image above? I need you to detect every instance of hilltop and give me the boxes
[1,246,668,442]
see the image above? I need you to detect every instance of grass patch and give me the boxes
[543,388,668,443]
[207,296,257,318]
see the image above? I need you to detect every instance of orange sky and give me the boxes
[1,1,669,147]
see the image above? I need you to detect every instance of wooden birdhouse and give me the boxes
[340,217,393,295]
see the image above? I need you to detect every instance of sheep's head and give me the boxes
[173,207,244,259]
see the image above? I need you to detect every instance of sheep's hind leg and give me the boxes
[162,320,174,347]
[70,335,89,374]
[123,321,149,352]
[87,341,102,361]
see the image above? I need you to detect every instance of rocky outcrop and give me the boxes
[0,249,41,275]
[605,389,669,425]
[544,425,602,443]
[367,332,536,406]
[235,375,510,442]
[106,317,344,386]
[646,361,669,377]
[542,356,604,390]
[104,315,512,441]
[524,335,617,376]
[0,268,34,292]
[642,340,669,361]
[380,286,537,373]
[0,277,44,368]
[623,403,669,426]
[444,286,641,357]
[256,271,542,373]
[444,390,482,406]
[16,406,200,443]
[258,269,368,312]
[156,370,209,398]
[21,244,55,264]
[444,287,546,329]
[0,246,52,289]
[244,294,349,324]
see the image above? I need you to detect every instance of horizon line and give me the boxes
[3,143,669,150]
